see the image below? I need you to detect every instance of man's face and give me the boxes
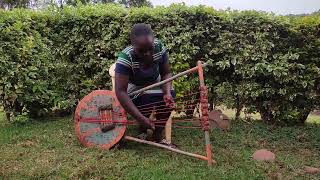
[133,35,154,64]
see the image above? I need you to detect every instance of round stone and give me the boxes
[252,149,275,162]
[304,166,320,174]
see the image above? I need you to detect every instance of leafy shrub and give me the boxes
[0,4,319,124]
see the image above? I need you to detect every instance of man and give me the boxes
[115,23,175,144]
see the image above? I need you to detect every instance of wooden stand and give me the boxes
[165,111,174,143]
[109,63,116,92]
[125,136,216,163]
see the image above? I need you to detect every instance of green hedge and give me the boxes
[0,4,319,123]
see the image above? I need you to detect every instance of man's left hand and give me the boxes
[163,94,175,109]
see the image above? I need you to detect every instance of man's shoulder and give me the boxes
[154,38,163,47]
[117,45,133,68]
[120,45,134,56]
[154,39,166,53]
[118,45,133,60]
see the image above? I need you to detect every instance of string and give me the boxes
[138,106,198,115]
[137,99,199,112]
[79,117,201,124]
[78,91,204,129]
[154,124,202,129]
[100,99,198,117]
[134,91,200,109]
[104,92,200,117]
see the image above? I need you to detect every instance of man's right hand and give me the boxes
[142,117,155,130]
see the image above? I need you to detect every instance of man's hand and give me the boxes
[142,117,155,130]
[163,94,175,109]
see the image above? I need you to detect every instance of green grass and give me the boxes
[1,110,320,179]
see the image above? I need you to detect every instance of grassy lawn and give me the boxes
[1,110,320,179]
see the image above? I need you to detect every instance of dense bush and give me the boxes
[0,4,319,123]
[210,12,320,124]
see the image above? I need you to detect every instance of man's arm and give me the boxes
[115,72,154,130]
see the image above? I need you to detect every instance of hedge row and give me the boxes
[0,4,320,123]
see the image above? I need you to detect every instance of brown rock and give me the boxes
[304,166,320,174]
[252,149,275,162]
[209,109,231,130]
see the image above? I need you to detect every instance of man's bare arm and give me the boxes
[115,72,154,130]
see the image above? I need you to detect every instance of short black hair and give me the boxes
[130,23,153,40]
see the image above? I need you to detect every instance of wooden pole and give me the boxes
[129,62,209,96]
[124,136,215,162]
[165,111,174,143]
[109,63,116,92]
[197,61,214,167]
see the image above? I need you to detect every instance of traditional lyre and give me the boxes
[74,61,216,166]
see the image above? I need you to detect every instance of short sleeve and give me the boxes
[159,51,169,75]
[157,40,167,54]
[159,51,169,65]
[154,39,168,64]
[115,52,132,76]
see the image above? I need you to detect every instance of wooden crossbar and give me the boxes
[124,136,216,163]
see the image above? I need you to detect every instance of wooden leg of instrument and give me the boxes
[124,136,216,162]
[193,103,197,117]
[165,111,174,143]
[149,107,156,121]
[111,78,115,92]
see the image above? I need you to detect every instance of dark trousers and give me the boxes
[132,91,175,141]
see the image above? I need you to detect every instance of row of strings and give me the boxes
[80,91,204,129]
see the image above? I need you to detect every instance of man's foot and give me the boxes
[137,133,148,140]
[158,139,178,148]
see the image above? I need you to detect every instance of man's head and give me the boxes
[130,23,154,64]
